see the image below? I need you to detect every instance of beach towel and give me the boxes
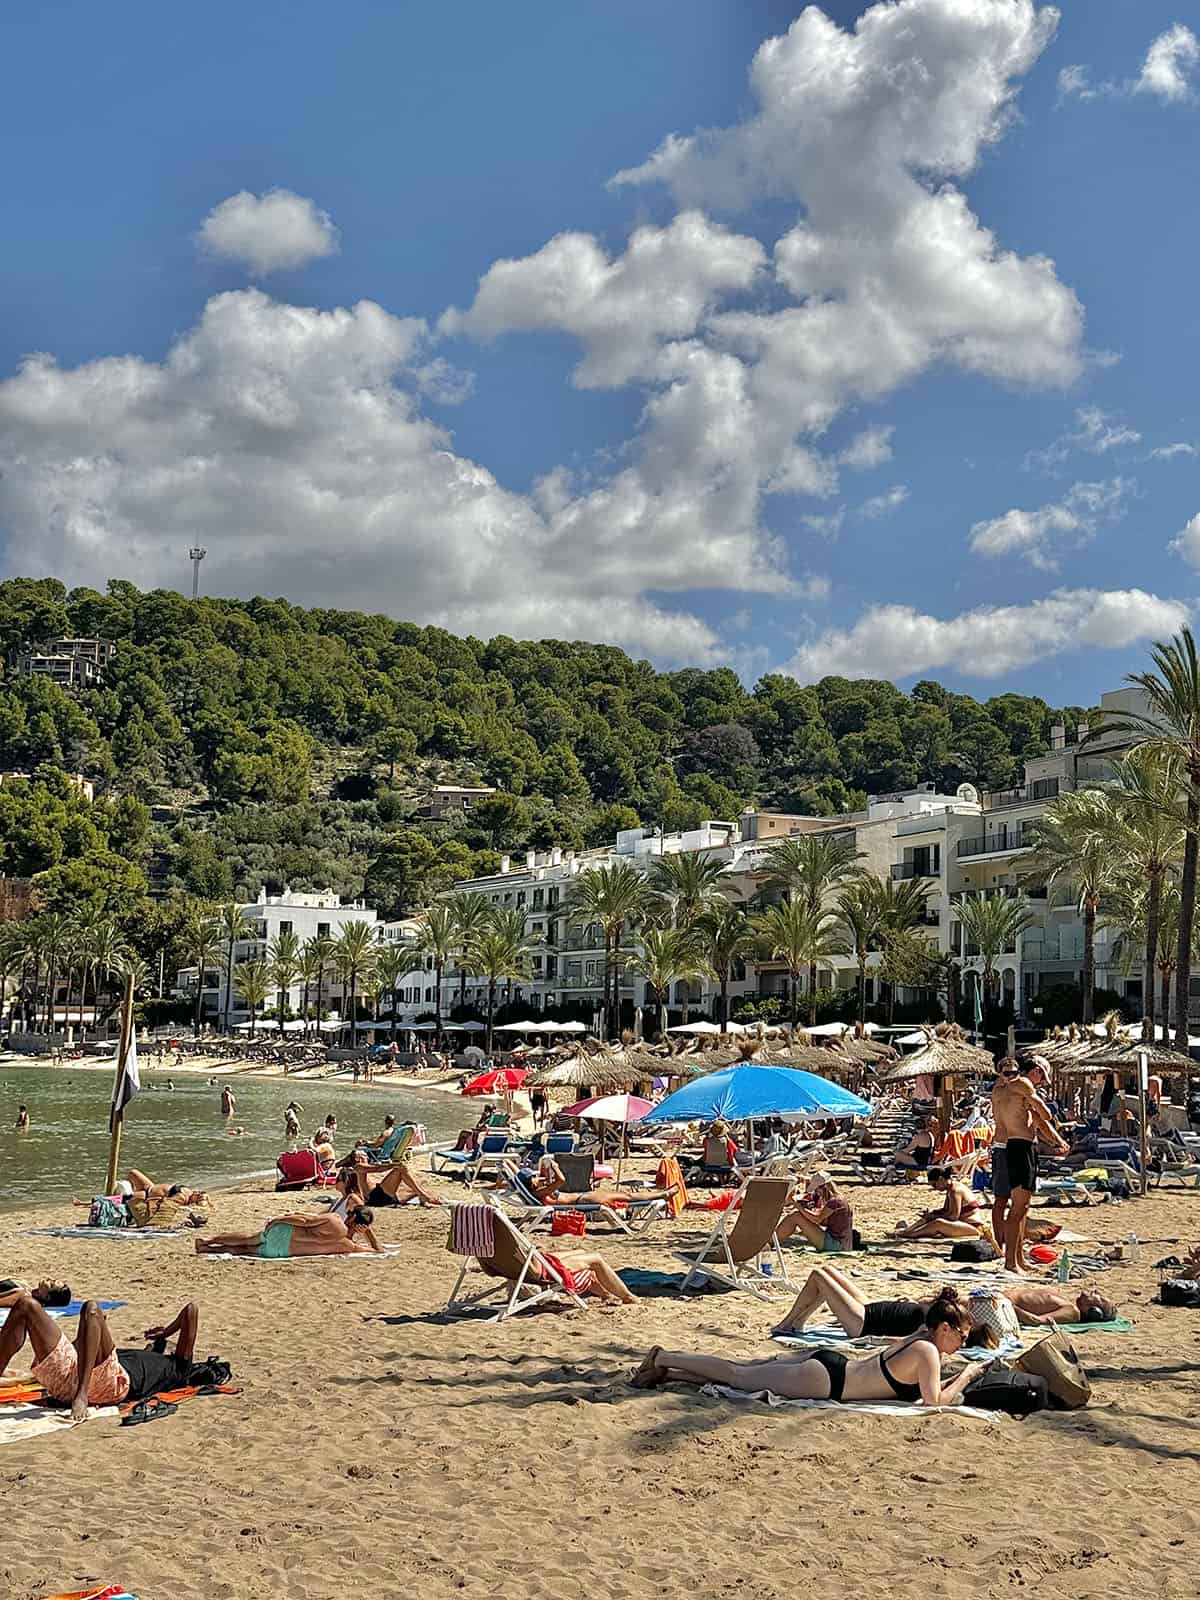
[700,1383,997,1418]
[118,1382,241,1418]
[44,1587,137,1599]
[22,1226,180,1242]
[1049,1316,1133,1334]
[0,1299,127,1328]
[655,1156,688,1218]
[449,1204,496,1257]
[0,1400,119,1444]
[202,1244,402,1261]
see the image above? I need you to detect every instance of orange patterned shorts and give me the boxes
[31,1334,130,1406]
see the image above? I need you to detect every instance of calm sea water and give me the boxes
[0,1064,471,1210]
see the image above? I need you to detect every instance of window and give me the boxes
[548,887,559,906]
[278,920,293,934]
[516,891,526,906]
[317,922,330,939]
[533,889,544,908]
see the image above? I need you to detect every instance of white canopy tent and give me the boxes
[666,1020,746,1036]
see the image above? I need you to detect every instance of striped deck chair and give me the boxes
[672,1175,796,1297]
[444,1201,589,1323]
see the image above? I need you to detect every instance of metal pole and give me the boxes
[104,973,136,1194]
[1138,1049,1150,1199]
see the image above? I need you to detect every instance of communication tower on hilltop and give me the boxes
[188,546,207,601]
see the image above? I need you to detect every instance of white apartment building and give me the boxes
[178,888,378,1027]
[438,687,1154,1030]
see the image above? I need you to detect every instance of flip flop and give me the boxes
[629,1347,666,1389]
[120,1397,178,1426]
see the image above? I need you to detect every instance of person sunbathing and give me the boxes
[776,1172,854,1252]
[125,1169,209,1206]
[0,1294,199,1420]
[632,1289,988,1405]
[528,1249,638,1304]
[195,1206,382,1257]
[0,1278,71,1310]
[770,1265,958,1339]
[892,1166,991,1242]
[1004,1286,1118,1326]
[339,1150,442,1209]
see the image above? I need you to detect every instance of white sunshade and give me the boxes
[494,1019,551,1032]
[555,1020,587,1034]
[798,1021,849,1037]
[666,1020,746,1036]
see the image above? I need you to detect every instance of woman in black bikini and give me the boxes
[770,1263,951,1339]
[632,1291,987,1406]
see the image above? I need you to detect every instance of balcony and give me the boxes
[891,860,939,881]
[956,827,1031,859]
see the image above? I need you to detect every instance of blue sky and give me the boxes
[1,0,1198,703]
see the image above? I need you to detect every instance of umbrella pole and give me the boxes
[1139,1049,1150,1199]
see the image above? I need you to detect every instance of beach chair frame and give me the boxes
[672,1175,796,1297]
[445,1201,589,1323]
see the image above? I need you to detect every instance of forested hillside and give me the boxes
[0,576,1092,924]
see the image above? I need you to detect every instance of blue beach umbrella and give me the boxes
[637,1064,870,1124]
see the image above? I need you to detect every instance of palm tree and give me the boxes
[836,878,881,1025]
[564,861,652,1038]
[216,901,251,1034]
[630,924,705,1036]
[446,892,492,1013]
[465,907,538,1050]
[412,902,458,1042]
[267,930,303,1035]
[760,833,864,1008]
[955,894,1034,1034]
[1104,627,1200,1049]
[1023,789,1120,1024]
[332,920,378,1049]
[181,907,222,1036]
[753,899,847,1026]
[696,900,756,1032]
[1097,749,1186,1039]
[374,943,411,1041]
[871,877,930,1021]
[234,958,272,1038]
[86,919,129,1038]
[37,913,71,1032]
[647,852,728,927]
[0,923,21,1031]
[302,935,334,1037]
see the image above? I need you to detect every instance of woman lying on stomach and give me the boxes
[631,1288,990,1406]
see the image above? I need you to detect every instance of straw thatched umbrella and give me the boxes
[524,1052,643,1093]
[878,1024,993,1130]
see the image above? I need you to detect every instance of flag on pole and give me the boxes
[109,1016,139,1132]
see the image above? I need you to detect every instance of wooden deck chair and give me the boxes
[444,1201,589,1322]
[672,1176,796,1296]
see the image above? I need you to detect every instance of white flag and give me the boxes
[109,1027,140,1131]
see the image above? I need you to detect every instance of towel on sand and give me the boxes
[22,1227,179,1242]
[700,1383,996,1418]
[203,1244,402,1261]
[0,1299,127,1327]
[0,1400,119,1444]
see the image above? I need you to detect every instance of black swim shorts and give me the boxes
[1005,1138,1038,1194]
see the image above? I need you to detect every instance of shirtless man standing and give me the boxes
[991,1056,1068,1272]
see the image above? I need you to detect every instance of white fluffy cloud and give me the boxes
[1169,513,1200,566]
[0,289,764,663]
[1136,24,1199,103]
[196,189,339,276]
[859,485,909,520]
[839,425,895,470]
[1153,442,1198,461]
[969,478,1133,568]
[788,589,1190,682]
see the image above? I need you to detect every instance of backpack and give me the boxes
[87,1195,129,1229]
[964,1370,1049,1417]
[1158,1278,1200,1308]
[951,1238,998,1263]
[1015,1329,1091,1409]
[180,1356,233,1387]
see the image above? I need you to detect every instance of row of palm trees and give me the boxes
[0,912,134,1035]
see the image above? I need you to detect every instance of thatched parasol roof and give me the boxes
[879,1024,993,1084]
[523,1052,643,1092]
[1052,1013,1197,1075]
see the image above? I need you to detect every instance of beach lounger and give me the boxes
[444,1201,589,1322]
[672,1176,796,1297]
[429,1131,515,1185]
[506,1171,676,1235]
[544,1132,577,1155]
[274,1149,338,1191]
[357,1124,414,1165]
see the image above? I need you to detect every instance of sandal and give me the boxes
[120,1396,178,1426]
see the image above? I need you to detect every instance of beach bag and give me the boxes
[87,1196,129,1229]
[1016,1330,1091,1409]
[951,1238,997,1263]
[551,1209,587,1238]
[127,1194,180,1228]
[180,1355,233,1387]
[968,1290,1022,1344]
[964,1370,1048,1417]
[1158,1278,1200,1308]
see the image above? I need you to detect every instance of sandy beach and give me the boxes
[3,1156,1200,1600]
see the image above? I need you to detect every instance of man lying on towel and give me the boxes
[0,1278,71,1309]
[0,1294,200,1419]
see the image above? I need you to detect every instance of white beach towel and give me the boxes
[201,1244,403,1261]
[22,1226,181,1242]
[0,1401,119,1444]
[701,1383,997,1418]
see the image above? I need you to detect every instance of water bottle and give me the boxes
[761,1259,773,1278]
[1056,1247,1071,1283]
[1126,1232,1139,1264]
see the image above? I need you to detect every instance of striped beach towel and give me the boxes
[449,1203,496,1257]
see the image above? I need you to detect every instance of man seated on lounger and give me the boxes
[0,1294,200,1419]
[195,1206,383,1257]
[891,1166,992,1242]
